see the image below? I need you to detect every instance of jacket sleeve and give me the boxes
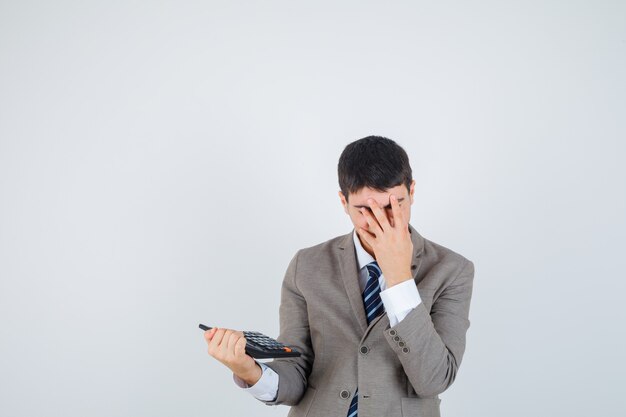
[383,258,475,397]
[258,249,315,406]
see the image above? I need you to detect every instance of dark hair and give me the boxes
[337,135,413,202]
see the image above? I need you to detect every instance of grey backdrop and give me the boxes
[1,1,625,416]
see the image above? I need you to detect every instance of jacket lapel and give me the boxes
[337,230,368,334]
[337,223,426,335]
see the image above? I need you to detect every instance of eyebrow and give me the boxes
[353,197,405,210]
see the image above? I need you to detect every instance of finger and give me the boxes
[219,330,235,357]
[234,336,248,357]
[207,328,226,357]
[226,331,241,355]
[356,225,375,247]
[361,207,383,237]
[367,198,391,232]
[204,327,218,342]
[210,328,226,350]
[389,194,404,228]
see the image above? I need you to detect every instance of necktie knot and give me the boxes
[365,261,381,282]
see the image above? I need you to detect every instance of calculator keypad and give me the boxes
[242,331,299,358]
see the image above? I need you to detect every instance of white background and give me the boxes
[1,1,625,416]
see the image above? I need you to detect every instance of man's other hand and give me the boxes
[356,194,414,287]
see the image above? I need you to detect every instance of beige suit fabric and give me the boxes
[260,224,475,417]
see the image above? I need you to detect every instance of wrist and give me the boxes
[386,271,413,288]
[238,362,262,386]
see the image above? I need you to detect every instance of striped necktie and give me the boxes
[347,260,385,417]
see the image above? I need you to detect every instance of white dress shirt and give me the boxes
[232,230,422,401]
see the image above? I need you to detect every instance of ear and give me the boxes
[338,190,349,214]
[409,179,415,204]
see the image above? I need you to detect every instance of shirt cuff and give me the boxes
[232,362,279,401]
[380,279,422,327]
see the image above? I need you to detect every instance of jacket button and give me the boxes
[398,341,406,347]
[360,346,369,355]
[402,347,410,353]
[389,329,397,336]
[340,390,351,399]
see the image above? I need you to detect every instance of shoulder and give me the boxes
[419,234,475,287]
[290,230,351,267]
[423,236,472,266]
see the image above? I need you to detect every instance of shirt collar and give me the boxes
[353,229,376,270]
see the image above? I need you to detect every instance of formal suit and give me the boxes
[259,223,475,417]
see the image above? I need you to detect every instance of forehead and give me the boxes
[348,185,407,206]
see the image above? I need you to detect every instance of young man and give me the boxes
[204,136,475,417]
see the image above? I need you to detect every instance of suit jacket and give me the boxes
[260,223,475,417]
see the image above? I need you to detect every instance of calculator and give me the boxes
[199,324,301,359]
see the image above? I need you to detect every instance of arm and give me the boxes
[258,249,315,406]
[383,259,475,397]
[356,192,475,397]
[206,250,311,405]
